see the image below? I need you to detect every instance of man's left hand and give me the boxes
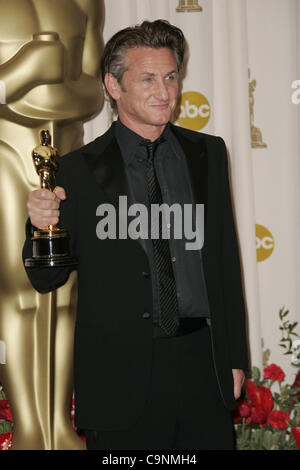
[232,369,245,400]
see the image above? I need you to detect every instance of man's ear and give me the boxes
[104,73,121,101]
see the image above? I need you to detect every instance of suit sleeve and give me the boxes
[218,137,249,371]
[22,163,77,293]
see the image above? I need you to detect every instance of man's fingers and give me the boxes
[27,187,66,211]
[29,208,60,227]
[234,383,242,400]
[232,369,245,400]
[34,188,57,200]
[31,216,59,230]
[28,198,59,211]
[26,187,66,229]
[30,208,60,218]
[54,186,66,200]
[31,187,66,202]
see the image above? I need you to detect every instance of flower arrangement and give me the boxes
[234,308,300,450]
[0,385,13,450]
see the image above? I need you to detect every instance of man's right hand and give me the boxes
[27,187,66,229]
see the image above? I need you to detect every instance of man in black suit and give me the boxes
[23,20,249,450]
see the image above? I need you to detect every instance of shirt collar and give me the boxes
[115,118,172,166]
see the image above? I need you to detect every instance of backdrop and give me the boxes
[85,0,300,384]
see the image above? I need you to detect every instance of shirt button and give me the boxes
[142,271,149,278]
[172,257,176,262]
[142,312,151,319]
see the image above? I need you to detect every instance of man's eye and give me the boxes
[143,77,152,83]
[167,75,177,81]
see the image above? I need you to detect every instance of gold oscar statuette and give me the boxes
[176,0,203,13]
[0,0,103,449]
[248,68,267,149]
[25,129,78,268]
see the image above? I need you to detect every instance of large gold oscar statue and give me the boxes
[0,0,103,449]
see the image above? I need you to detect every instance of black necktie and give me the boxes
[141,137,180,336]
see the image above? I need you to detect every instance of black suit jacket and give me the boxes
[23,122,249,431]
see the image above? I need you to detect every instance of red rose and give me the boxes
[69,396,86,443]
[292,370,300,389]
[291,370,300,401]
[237,399,252,418]
[245,379,257,404]
[286,370,300,410]
[0,433,12,450]
[292,427,300,450]
[233,399,252,424]
[264,364,285,382]
[249,405,268,425]
[245,380,273,413]
[244,379,274,425]
[267,410,290,430]
[0,400,13,422]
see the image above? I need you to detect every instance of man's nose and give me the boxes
[154,79,169,101]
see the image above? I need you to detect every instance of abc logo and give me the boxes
[177,91,211,131]
[256,224,274,262]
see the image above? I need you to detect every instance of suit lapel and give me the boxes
[170,124,208,223]
[170,124,212,288]
[82,122,144,252]
[82,123,133,207]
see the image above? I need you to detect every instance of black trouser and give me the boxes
[85,320,235,450]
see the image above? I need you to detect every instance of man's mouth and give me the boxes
[150,103,169,109]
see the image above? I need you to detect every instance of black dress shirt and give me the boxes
[115,119,210,321]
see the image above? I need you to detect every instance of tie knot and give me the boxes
[140,136,166,159]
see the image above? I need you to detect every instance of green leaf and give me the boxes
[279,307,289,321]
[0,419,13,433]
[252,366,261,383]
[263,430,274,449]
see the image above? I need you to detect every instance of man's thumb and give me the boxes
[54,186,66,200]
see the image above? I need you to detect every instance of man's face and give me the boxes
[106,47,179,137]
